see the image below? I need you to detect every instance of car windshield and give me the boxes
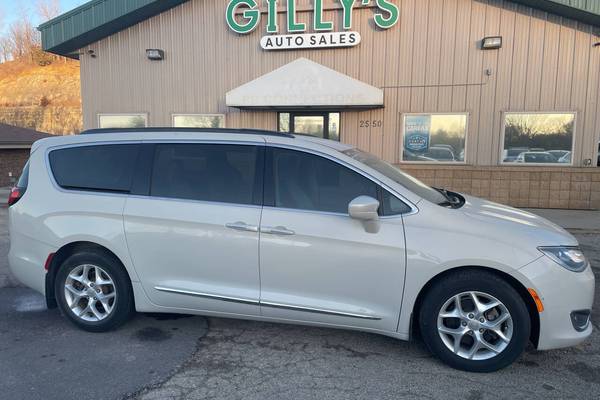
[342,148,447,205]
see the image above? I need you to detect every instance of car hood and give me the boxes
[459,194,578,247]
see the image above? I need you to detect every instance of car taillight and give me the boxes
[7,187,23,207]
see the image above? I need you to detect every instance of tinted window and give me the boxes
[381,190,411,215]
[49,145,139,193]
[151,144,262,205]
[16,160,30,189]
[268,148,378,214]
[343,148,447,206]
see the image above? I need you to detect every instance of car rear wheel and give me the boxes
[55,250,134,332]
[419,270,530,372]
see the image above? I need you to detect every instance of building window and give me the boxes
[172,114,225,128]
[278,112,340,141]
[98,114,147,129]
[401,114,467,163]
[502,113,575,165]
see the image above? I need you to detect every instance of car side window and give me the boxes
[266,147,378,214]
[381,190,412,216]
[49,144,140,193]
[150,143,263,206]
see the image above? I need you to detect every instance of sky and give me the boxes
[0,0,87,34]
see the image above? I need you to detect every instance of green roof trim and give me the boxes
[40,0,600,59]
[39,0,190,59]
[512,0,600,27]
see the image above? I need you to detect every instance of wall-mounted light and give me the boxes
[146,49,165,61]
[481,36,503,50]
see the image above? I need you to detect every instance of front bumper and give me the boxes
[517,255,595,350]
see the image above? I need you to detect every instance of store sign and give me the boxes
[260,31,360,50]
[404,115,431,153]
[226,0,399,51]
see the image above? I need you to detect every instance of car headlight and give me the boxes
[538,246,589,272]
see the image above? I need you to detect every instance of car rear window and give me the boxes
[49,144,140,193]
[16,160,30,189]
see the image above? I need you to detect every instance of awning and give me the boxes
[226,58,384,110]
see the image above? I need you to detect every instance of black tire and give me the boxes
[419,270,530,372]
[55,249,135,332]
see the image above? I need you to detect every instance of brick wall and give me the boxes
[400,165,600,210]
[0,149,30,187]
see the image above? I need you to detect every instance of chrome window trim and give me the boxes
[43,138,419,216]
[128,194,263,210]
[262,205,404,221]
[45,139,266,206]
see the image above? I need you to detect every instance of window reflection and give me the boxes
[278,112,340,141]
[402,114,467,163]
[502,113,575,164]
[173,115,225,128]
[294,116,325,137]
[99,114,147,129]
[328,113,340,141]
[279,113,290,132]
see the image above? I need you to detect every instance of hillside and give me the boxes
[0,60,82,135]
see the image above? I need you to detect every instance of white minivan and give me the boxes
[8,128,594,372]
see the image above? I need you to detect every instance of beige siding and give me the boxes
[80,0,600,168]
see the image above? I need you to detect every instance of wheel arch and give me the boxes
[410,266,540,348]
[45,241,134,310]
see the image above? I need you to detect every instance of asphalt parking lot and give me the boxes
[1,203,599,400]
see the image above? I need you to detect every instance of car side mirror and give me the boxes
[349,196,380,234]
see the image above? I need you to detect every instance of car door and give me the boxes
[124,142,264,316]
[259,146,408,332]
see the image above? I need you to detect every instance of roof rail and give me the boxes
[80,127,295,138]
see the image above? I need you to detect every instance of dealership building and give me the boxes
[40,0,600,209]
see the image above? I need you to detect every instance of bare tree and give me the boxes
[2,4,39,61]
[0,7,7,62]
[0,0,70,64]
[36,0,60,21]
[0,37,14,63]
[36,0,68,63]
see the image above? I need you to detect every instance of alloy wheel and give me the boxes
[64,264,117,322]
[437,291,513,361]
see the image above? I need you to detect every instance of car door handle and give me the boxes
[261,226,295,236]
[225,222,259,233]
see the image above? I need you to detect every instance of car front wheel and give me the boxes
[419,270,531,372]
